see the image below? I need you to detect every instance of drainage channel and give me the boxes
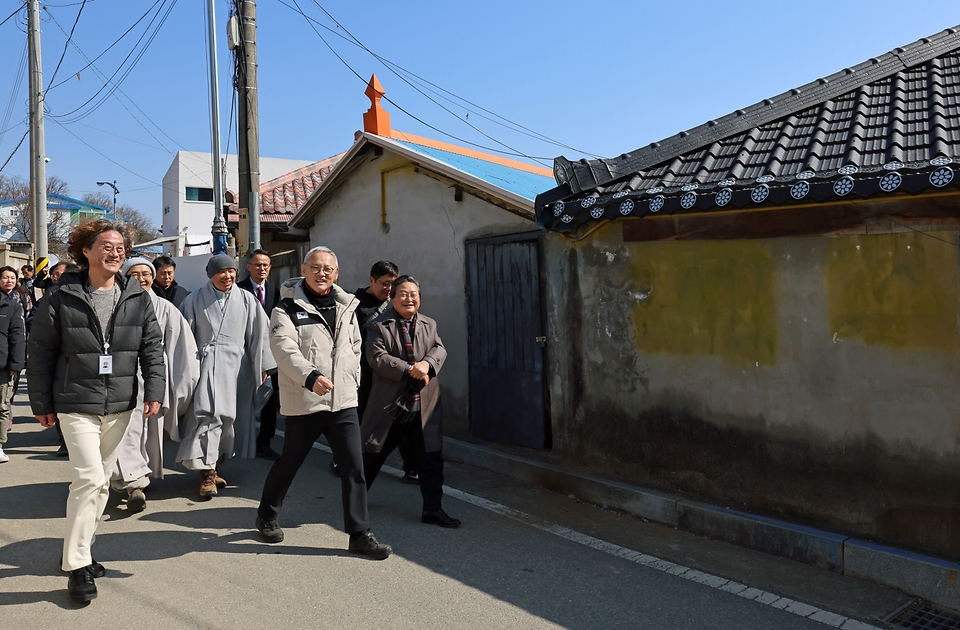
[884,601,960,629]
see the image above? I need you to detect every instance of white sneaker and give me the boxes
[0,448,8,463]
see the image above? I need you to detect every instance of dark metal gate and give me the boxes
[465,233,549,449]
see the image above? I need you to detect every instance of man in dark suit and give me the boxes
[237,249,282,460]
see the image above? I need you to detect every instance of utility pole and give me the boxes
[27,0,47,258]
[236,0,260,254]
[206,0,228,255]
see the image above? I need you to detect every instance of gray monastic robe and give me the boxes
[176,280,275,470]
[112,293,200,489]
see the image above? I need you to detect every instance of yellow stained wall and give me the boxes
[629,240,779,366]
[825,231,959,351]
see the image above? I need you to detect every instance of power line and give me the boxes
[45,0,163,92]
[0,3,25,29]
[0,129,29,174]
[0,39,28,148]
[284,0,552,164]
[307,0,552,166]
[278,0,599,160]
[47,0,178,123]
[43,9,216,193]
[44,0,87,92]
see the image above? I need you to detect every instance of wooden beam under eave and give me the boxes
[621,192,960,242]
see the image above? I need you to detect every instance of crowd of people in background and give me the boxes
[0,218,460,604]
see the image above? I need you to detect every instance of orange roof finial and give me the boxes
[363,74,391,136]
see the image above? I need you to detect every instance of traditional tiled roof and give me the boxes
[226,152,346,225]
[537,26,960,232]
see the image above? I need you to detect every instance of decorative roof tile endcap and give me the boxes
[363,74,391,136]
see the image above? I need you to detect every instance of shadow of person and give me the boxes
[0,483,66,519]
[0,589,94,610]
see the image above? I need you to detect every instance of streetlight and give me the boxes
[96,180,119,218]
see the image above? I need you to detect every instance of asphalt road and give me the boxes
[0,391,905,629]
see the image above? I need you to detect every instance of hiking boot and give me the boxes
[214,471,227,488]
[199,470,218,498]
[68,566,97,602]
[256,517,284,543]
[348,530,392,560]
[127,488,146,512]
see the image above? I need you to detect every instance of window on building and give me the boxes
[185,187,214,202]
[164,206,170,215]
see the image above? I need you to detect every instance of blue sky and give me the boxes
[0,1,957,230]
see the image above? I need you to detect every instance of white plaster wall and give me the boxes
[306,153,537,430]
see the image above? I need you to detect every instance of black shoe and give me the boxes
[55,443,69,458]
[421,508,461,528]
[402,470,420,485]
[348,530,392,560]
[68,566,97,602]
[256,446,281,461]
[88,559,105,579]
[329,460,340,477]
[60,556,105,578]
[256,516,284,543]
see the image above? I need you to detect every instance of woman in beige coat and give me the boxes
[361,275,460,528]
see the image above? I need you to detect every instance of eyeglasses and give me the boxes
[395,291,419,300]
[97,244,125,255]
[128,270,153,279]
[375,278,394,288]
[308,265,337,275]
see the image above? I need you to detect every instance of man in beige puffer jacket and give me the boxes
[254,246,391,560]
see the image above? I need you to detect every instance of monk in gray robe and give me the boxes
[111,257,200,511]
[177,254,275,498]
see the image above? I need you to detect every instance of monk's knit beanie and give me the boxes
[122,257,156,278]
[206,254,237,278]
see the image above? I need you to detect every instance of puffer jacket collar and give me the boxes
[281,277,358,324]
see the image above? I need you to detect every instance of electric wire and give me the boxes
[44,0,87,93]
[47,0,178,123]
[45,0,163,92]
[286,0,552,164]
[0,39,28,148]
[0,130,30,174]
[0,3,25,29]
[278,0,598,160]
[43,0,213,193]
[308,0,569,164]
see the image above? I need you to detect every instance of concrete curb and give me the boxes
[444,437,960,610]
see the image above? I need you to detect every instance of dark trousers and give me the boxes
[256,373,279,449]
[258,407,369,534]
[357,386,418,474]
[363,416,444,513]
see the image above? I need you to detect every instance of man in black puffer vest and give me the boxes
[28,219,165,604]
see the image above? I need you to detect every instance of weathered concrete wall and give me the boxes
[543,223,960,558]
[306,152,536,434]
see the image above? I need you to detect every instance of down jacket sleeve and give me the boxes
[138,293,166,404]
[26,293,61,415]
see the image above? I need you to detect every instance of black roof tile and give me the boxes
[538,26,960,233]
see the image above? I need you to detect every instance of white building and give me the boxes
[161,151,315,255]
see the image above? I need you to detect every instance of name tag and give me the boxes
[296,312,309,320]
[99,355,113,375]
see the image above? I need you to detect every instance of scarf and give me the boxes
[385,314,424,423]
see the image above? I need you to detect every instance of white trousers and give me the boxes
[59,409,133,572]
